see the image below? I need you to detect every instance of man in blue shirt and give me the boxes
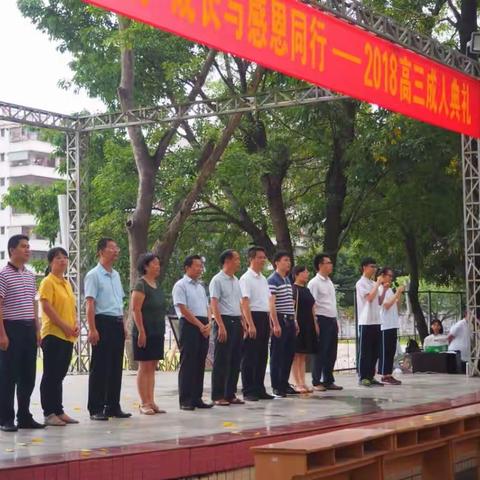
[172,255,212,411]
[268,251,299,397]
[85,238,130,420]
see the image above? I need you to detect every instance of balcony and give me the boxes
[8,151,56,168]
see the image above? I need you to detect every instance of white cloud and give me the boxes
[0,0,105,115]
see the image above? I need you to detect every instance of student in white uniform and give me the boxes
[448,314,471,372]
[356,257,384,387]
[378,267,404,385]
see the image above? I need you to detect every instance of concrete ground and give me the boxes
[0,371,479,467]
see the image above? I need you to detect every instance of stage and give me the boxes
[1,372,480,479]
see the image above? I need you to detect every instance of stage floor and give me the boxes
[1,371,480,473]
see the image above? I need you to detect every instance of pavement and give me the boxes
[0,371,479,467]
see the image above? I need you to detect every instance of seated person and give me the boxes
[448,315,470,371]
[423,319,448,353]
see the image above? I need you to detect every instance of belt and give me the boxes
[96,314,124,322]
[279,313,294,320]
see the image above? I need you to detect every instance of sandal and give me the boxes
[213,399,230,406]
[139,404,155,415]
[228,397,245,405]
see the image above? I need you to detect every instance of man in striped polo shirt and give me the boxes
[0,235,45,432]
[268,251,299,398]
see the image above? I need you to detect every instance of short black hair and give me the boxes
[184,254,202,269]
[247,246,266,261]
[430,318,444,334]
[273,250,291,266]
[313,253,331,271]
[360,257,377,270]
[136,252,160,275]
[45,247,68,276]
[220,249,236,266]
[97,237,115,253]
[292,265,307,279]
[8,234,29,257]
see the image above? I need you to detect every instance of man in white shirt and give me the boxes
[239,246,278,401]
[356,257,384,387]
[448,313,471,369]
[308,253,342,391]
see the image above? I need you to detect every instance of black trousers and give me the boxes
[178,316,209,407]
[241,311,270,396]
[358,324,381,380]
[312,316,338,386]
[0,320,37,425]
[88,315,125,415]
[270,314,296,392]
[379,328,397,376]
[211,316,243,401]
[40,335,73,417]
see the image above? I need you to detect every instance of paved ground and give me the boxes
[0,371,479,467]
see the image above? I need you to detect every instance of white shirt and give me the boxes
[356,276,380,325]
[307,273,337,318]
[449,318,470,362]
[424,333,449,349]
[239,268,270,313]
[379,286,399,330]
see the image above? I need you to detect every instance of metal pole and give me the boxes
[66,131,89,374]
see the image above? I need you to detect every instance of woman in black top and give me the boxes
[290,265,318,393]
[131,253,166,415]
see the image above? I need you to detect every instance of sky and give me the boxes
[0,0,105,114]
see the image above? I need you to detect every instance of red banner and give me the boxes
[83,0,480,138]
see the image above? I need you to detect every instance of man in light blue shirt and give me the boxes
[172,255,212,411]
[85,238,130,420]
[209,250,245,405]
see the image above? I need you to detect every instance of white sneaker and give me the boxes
[44,414,66,426]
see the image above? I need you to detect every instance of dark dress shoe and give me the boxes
[17,418,45,429]
[273,389,287,398]
[194,401,213,409]
[286,386,300,395]
[258,393,275,400]
[324,383,343,391]
[104,409,132,418]
[244,395,259,402]
[180,405,195,411]
[1,422,18,432]
[90,413,109,421]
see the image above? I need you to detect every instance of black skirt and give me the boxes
[133,333,165,361]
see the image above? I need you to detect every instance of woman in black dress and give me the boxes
[131,253,166,415]
[290,265,318,393]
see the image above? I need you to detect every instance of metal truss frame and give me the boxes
[0,2,479,373]
[462,135,480,375]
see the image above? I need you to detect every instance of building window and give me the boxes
[0,227,4,235]
[0,129,5,138]
[0,252,4,260]
[0,153,4,162]
[0,178,5,187]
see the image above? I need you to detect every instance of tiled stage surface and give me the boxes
[0,372,480,478]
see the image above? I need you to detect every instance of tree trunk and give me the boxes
[404,230,429,341]
[261,145,294,260]
[153,67,265,280]
[459,0,477,53]
[323,101,357,264]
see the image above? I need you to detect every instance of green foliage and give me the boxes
[2,182,66,245]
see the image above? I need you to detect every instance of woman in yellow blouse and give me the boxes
[39,247,79,426]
